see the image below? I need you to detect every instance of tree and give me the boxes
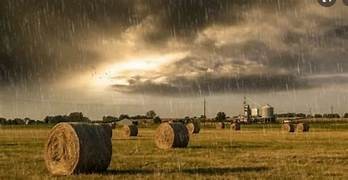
[314,114,323,118]
[344,113,348,118]
[153,116,161,124]
[103,116,118,122]
[119,114,130,120]
[146,110,157,119]
[215,112,226,122]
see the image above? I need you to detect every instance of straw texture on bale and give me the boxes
[123,124,138,137]
[231,123,241,131]
[296,123,310,132]
[155,122,189,149]
[44,123,112,176]
[281,123,295,132]
[186,123,195,134]
[186,121,201,134]
[216,122,225,129]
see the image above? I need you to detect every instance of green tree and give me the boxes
[153,116,161,124]
[215,112,226,122]
[146,110,157,119]
[119,114,130,120]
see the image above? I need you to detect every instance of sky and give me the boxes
[0,0,348,120]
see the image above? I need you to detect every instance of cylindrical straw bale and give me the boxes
[155,122,189,149]
[123,124,138,137]
[281,123,296,132]
[186,120,201,134]
[296,123,310,132]
[44,123,112,176]
[231,123,241,131]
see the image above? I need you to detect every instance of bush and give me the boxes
[323,113,340,118]
[44,112,90,124]
[14,118,25,125]
[119,114,130,120]
[344,113,348,118]
[102,116,118,123]
[153,116,161,124]
[0,118,6,125]
[314,114,323,118]
[296,113,306,118]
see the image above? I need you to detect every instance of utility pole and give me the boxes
[203,98,206,119]
[330,105,334,114]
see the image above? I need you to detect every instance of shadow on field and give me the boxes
[0,143,19,146]
[105,169,154,175]
[189,143,267,149]
[181,166,270,174]
[105,166,270,175]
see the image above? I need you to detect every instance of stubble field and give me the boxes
[0,123,347,179]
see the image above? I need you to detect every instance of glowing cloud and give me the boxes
[93,52,188,88]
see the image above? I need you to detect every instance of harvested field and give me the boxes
[0,123,348,179]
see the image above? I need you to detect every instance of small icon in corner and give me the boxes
[318,0,336,7]
[343,0,348,6]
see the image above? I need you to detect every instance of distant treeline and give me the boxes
[276,113,348,119]
[0,117,45,125]
[0,112,91,125]
[0,110,161,126]
[2,111,348,126]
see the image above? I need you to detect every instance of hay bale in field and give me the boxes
[155,122,189,149]
[44,123,112,176]
[216,122,225,129]
[186,123,195,134]
[231,123,241,131]
[100,123,113,138]
[122,124,138,137]
[296,123,310,132]
[186,121,201,134]
[281,123,295,132]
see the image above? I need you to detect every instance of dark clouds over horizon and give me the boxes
[1,0,348,95]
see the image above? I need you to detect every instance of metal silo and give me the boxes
[251,108,259,117]
[261,104,274,118]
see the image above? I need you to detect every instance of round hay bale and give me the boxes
[296,123,310,132]
[186,121,201,134]
[216,122,225,129]
[99,123,113,139]
[155,122,189,149]
[281,123,295,132]
[231,123,241,131]
[123,124,138,137]
[186,123,195,134]
[44,123,112,176]
[192,120,201,134]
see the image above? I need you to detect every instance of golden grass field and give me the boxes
[0,123,348,179]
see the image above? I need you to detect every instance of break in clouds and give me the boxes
[0,0,347,96]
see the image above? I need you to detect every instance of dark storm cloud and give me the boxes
[0,0,274,86]
[0,0,144,86]
[1,0,347,95]
[110,0,348,95]
[112,73,307,96]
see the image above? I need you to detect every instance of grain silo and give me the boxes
[261,104,275,122]
[251,108,259,117]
